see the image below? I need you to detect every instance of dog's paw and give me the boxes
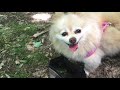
[84,69,90,76]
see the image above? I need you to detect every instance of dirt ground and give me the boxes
[1,12,120,78]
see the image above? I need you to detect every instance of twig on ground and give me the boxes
[32,29,49,38]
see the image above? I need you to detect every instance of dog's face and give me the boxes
[55,18,84,52]
[50,12,102,58]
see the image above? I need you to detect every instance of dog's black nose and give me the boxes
[69,37,76,44]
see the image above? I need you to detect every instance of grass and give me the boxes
[0,12,50,78]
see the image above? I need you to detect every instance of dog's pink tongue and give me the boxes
[69,44,78,52]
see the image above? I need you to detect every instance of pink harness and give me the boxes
[85,21,111,58]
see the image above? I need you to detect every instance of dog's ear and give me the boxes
[51,12,80,20]
[51,12,77,22]
[54,12,64,16]
[51,12,65,22]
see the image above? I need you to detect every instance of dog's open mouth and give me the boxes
[68,43,78,52]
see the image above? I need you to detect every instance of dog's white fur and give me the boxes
[49,12,120,75]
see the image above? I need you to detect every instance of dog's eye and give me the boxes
[74,29,81,34]
[61,32,68,36]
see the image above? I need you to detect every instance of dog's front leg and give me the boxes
[83,49,104,76]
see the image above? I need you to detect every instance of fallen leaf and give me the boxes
[5,74,11,78]
[24,27,31,31]
[33,42,42,48]
[20,60,26,63]
[15,60,20,65]
[28,41,33,45]
[49,58,51,60]
[49,48,52,51]
[49,53,53,56]
[26,44,35,51]
[45,53,49,57]
[1,76,4,78]
[0,60,6,69]
[27,55,32,58]
[19,64,24,68]
[41,38,44,43]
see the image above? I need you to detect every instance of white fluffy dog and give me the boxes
[49,12,120,75]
